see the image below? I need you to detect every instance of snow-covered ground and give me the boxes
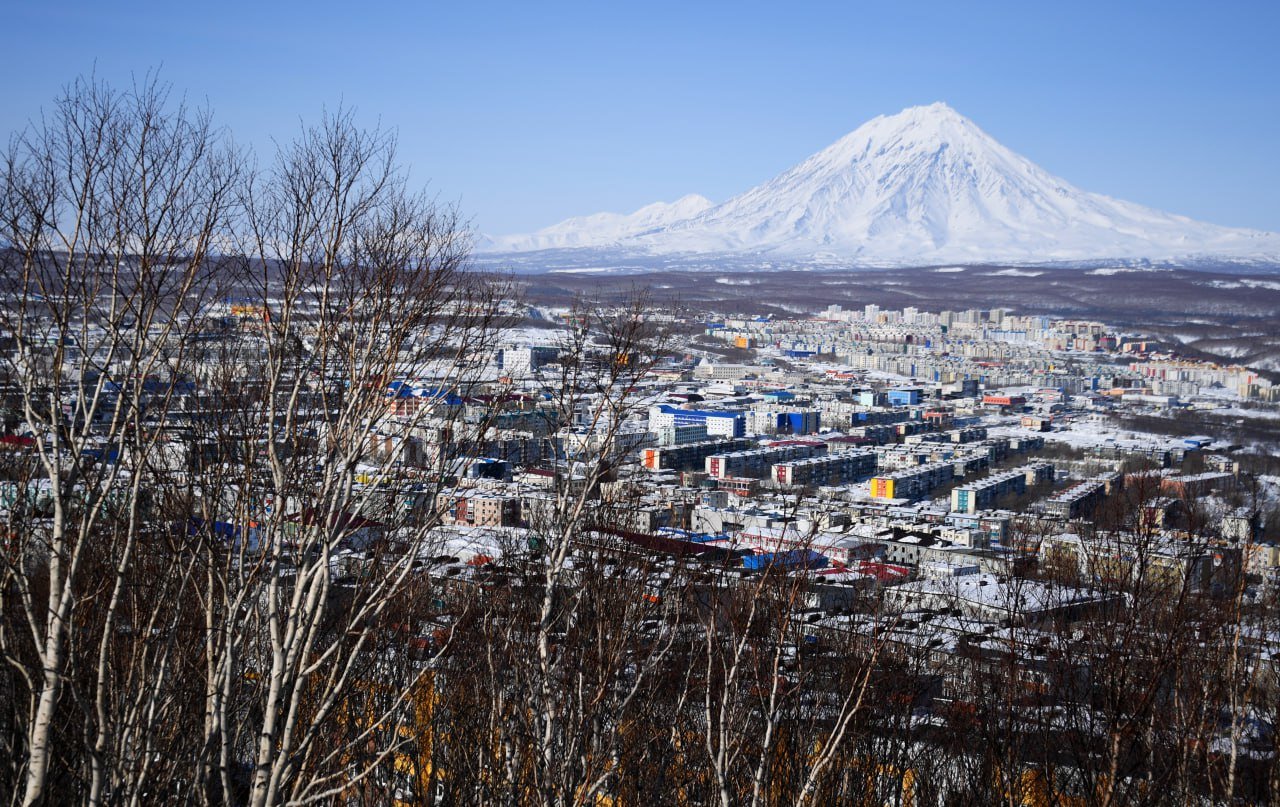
[1206,278,1280,291]
[1200,406,1280,421]
[989,422,1188,453]
[497,325,569,346]
[486,194,712,252]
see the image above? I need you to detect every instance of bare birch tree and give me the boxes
[0,75,241,806]
[189,110,502,807]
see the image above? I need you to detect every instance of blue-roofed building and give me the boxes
[649,404,746,438]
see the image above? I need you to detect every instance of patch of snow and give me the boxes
[1203,406,1280,421]
[986,268,1044,277]
[1086,266,1168,276]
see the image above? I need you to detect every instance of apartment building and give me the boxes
[773,449,877,487]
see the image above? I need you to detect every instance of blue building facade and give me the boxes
[887,387,923,406]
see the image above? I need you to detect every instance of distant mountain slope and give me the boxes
[482,103,1280,265]
[486,194,713,252]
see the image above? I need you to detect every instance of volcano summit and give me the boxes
[485,103,1280,267]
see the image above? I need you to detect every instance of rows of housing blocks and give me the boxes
[641,438,754,472]
[706,443,826,479]
[950,462,1056,514]
[772,448,878,487]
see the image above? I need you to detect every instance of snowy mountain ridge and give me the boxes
[482,103,1280,266]
[486,194,713,252]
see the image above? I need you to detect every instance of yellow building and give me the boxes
[870,477,896,499]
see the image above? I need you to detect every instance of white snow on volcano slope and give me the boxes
[483,103,1280,265]
[487,193,713,251]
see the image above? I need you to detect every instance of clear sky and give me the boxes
[3,1,1278,236]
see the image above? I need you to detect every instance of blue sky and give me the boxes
[3,1,1278,235]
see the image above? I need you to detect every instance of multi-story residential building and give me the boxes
[773,449,877,487]
[496,345,559,376]
[692,363,770,381]
[641,437,753,472]
[654,423,709,446]
[435,489,522,527]
[950,462,1054,514]
[869,462,956,501]
[706,442,826,479]
[1044,479,1107,520]
[948,426,988,443]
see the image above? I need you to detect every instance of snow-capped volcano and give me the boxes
[484,103,1280,265]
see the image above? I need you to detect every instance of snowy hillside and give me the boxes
[483,103,1280,266]
[487,194,713,252]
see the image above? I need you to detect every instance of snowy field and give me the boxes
[988,422,1189,454]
